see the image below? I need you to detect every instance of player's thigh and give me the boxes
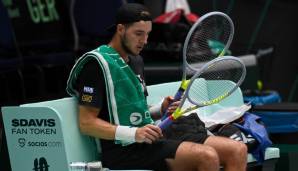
[167,141,219,170]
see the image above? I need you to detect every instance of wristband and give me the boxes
[115,126,137,142]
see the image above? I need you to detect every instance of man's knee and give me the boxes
[191,143,220,165]
[172,142,220,171]
[231,141,248,158]
[178,142,219,163]
[200,145,219,161]
[238,142,248,156]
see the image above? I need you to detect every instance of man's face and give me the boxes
[120,21,152,56]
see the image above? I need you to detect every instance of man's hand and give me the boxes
[161,96,181,114]
[135,124,163,144]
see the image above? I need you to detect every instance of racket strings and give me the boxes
[186,15,232,68]
[187,59,244,105]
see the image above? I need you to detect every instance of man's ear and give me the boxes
[117,24,125,35]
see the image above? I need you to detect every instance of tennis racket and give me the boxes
[177,11,234,99]
[162,11,234,118]
[158,56,246,130]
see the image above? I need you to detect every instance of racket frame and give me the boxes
[159,56,246,129]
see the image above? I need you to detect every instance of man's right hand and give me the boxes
[135,124,163,144]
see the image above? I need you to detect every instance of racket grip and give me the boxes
[173,88,184,101]
[158,116,174,130]
[161,88,184,121]
[161,113,168,121]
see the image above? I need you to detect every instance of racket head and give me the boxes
[183,11,234,72]
[185,56,246,107]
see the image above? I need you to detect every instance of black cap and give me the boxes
[107,3,152,32]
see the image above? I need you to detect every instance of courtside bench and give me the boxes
[2,81,279,171]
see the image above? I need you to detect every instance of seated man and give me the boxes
[66,3,247,171]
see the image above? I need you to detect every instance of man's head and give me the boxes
[110,3,152,56]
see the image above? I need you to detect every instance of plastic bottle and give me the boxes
[69,161,103,171]
[69,162,87,171]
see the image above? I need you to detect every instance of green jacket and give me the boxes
[66,45,153,145]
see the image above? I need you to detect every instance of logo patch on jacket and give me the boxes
[130,112,143,125]
[82,94,93,103]
[83,86,94,94]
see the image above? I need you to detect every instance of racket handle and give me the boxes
[161,88,184,121]
[173,88,184,101]
[161,112,169,121]
[158,116,174,130]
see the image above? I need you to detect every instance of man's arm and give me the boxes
[75,59,117,140]
[79,105,117,140]
[77,59,162,143]
[79,105,163,144]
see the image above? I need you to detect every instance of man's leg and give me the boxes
[204,136,247,171]
[166,141,220,171]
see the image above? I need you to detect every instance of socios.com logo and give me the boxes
[33,157,50,171]
[130,112,142,125]
[18,138,26,148]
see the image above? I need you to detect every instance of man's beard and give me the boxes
[120,34,137,56]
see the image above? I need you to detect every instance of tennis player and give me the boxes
[66,3,247,171]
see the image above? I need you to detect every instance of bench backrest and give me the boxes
[2,97,98,171]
